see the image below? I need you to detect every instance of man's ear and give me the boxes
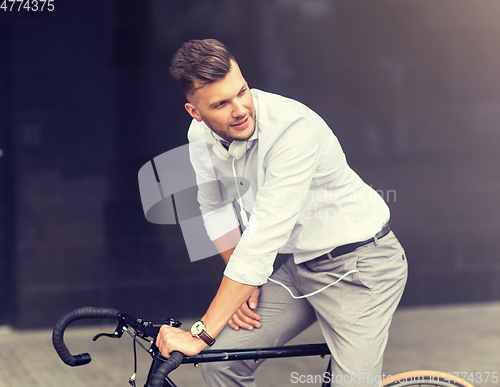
[185,103,203,122]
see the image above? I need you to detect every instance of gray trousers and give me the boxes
[201,231,408,387]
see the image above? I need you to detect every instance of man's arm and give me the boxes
[213,227,240,265]
[155,275,257,357]
[201,275,257,337]
[213,227,262,330]
[155,228,261,358]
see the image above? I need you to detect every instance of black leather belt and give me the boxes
[321,224,391,260]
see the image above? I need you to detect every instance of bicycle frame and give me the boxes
[184,343,330,364]
[147,343,331,387]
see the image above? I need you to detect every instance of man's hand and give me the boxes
[228,287,262,331]
[156,326,206,359]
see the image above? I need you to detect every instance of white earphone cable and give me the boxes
[232,158,249,228]
[267,269,360,299]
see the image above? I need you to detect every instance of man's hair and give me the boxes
[170,39,235,96]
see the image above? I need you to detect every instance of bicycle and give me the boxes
[52,306,476,387]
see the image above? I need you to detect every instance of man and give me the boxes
[156,38,408,387]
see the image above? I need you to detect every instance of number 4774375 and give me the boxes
[446,372,499,384]
[1,0,55,12]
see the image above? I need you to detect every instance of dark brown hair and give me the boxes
[170,39,235,96]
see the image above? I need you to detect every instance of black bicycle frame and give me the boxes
[185,343,330,363]
[146,343,331,387]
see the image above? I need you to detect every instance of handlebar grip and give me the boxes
[149,351,184,387]
[52,306,121,367]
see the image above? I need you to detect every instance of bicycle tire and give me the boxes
[382,370,475,387]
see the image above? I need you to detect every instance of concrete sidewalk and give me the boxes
[0,302,499,387]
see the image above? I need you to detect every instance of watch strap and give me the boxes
[198,329,216,346]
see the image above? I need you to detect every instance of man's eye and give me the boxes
[239,88,247,95]
[216,102,226,108]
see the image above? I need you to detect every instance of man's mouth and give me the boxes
[231,116,249,129]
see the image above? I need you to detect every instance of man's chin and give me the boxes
[230,123,255,142]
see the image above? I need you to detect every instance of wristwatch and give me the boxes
[190,320,216,346]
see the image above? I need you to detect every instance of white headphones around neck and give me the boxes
[212,139,247,161]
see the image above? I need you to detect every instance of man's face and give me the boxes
[185,61,256,142]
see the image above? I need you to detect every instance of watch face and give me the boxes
[191,321,204,336]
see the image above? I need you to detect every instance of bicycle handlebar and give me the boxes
[52,306,121,366]
[52,306,184,385]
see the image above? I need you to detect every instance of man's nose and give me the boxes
[232,99,246,117]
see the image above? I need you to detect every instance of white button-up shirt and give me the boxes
[188,89,390,286]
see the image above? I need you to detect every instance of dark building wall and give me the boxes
[327,1,500,305]
[1,0,499,328]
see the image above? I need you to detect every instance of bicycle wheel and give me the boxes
[382,371,475,387]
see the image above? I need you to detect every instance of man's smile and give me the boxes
[231,116,250,129]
